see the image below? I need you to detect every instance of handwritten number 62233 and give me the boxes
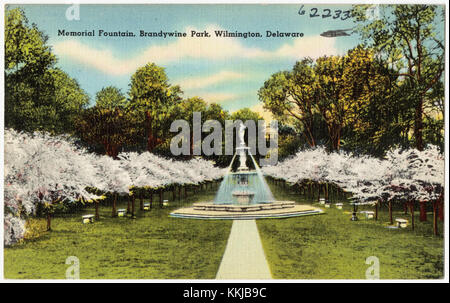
[298,6,351,20]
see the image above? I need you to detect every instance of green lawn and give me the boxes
[5,181,445,280]
[258,182,444,279]
[4,185,232,279]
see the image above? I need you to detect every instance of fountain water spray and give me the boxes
[170,122,323,219]
[213,123,275,205]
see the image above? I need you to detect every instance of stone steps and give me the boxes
[193,201,295,212]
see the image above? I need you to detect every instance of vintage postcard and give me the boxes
[1,0,448,287]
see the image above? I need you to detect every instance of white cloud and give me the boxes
[186,92,238,104]
[275,35,339,58]
[53,25,338,76]
[53,40,129,76]
[174,70,245,90]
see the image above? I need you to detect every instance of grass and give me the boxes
[257,182,444,279]
[4,184,232,279]
[5,181,445,280]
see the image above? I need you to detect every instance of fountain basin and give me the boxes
[232,191,255,205]
[170,202,324,220]
[194,201,294,212]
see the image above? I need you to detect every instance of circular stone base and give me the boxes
[170,202,324,220]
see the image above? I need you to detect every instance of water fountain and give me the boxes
[170,123,323,219]
[213,123,273,206]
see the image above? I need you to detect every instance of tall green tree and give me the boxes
[314,47,392,150]
[95,86,128,109]
[177,97,207,155]
[230,107,263,123]
[5,8,88,134]
[259,47,391,152]
[352,4,445,150]
[173,98,231,158]
[128,63,182,152]
[74,106,140,159]
[258,59,320,148]
[202,102,231,166]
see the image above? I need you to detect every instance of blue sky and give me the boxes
[10,4,362,115]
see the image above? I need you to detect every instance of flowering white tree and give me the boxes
[263,147,348,200]
[4,129,226,244]
[413,146,445,235]
[4,214,26,246]
[388,146,445,232]
[262,144,444,232]
[4,130,101,231]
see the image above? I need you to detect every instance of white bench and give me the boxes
[319,198,326,205]
[143,203,151,210]
[335,203,343,209]
[396,218,408,228]
[117,209,127,217]
[82,214,94,224]
[365,211,375,219]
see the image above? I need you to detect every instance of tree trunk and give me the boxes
[110,145,119,159]
[409,201,415,231]
[178,186,181,201]
[317,184,320,202]
[403,202,408,215]
[414,98,424,151]
[419,201,427,222]
[438,194,444,221]
[112,193,117,217]
[388,200,393,225]
[46,211,52,231]
[328,123,342,151]
[131,195,135,218]
[172,187,176,201]
[433,201,438,236]
[127,196,131,213]
[146,111,155,152]
[105,142,120,159]
[159,189,163,208]
[184,186,187,198]
[140,193,144,211]
[95,202,99,220]
[149,191,153,209]
[375,201,379,221]
[190,131,194,156]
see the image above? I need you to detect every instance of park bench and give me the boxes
[365,211,375,219]
[82,214,94,224]
[395,218,408,228]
